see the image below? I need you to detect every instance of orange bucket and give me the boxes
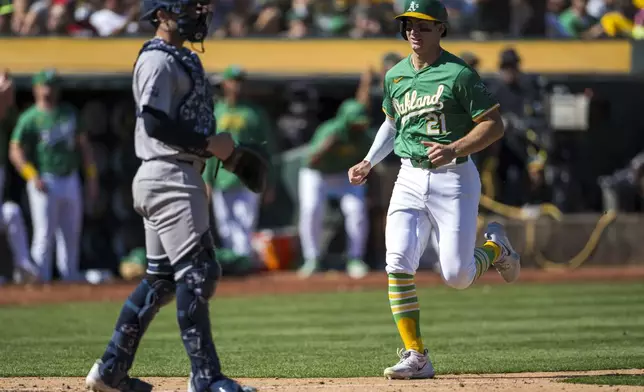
[252,228,300,271]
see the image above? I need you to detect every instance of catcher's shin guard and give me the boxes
[99,272,176,388]
[174,231,224,391]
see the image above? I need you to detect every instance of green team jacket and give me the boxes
[10,103,81,176]
[203,101,277,192]
[304,99,374,174]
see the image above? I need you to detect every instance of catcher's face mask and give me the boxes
[172,0,212,43]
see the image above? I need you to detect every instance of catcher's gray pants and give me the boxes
[132,158,208,279]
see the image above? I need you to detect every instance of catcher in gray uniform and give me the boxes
[85,0,268,391]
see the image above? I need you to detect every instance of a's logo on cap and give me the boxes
[408,1,419,11]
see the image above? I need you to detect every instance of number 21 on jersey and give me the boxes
[426,112,446,135]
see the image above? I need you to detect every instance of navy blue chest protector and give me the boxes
[136,38,215,138]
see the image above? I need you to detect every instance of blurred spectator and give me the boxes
[46,1,97,36]
[487,48,555,206]
[355,51,403,131]
[276,81,320,149]
[349,4,383,38]
[546,0,572,37]
[598,151,644,212]
[633,6,644,38]
[3,0,642,38]
[311,0,350,36]
[459,51,480,71]
[600,0,639,37]
[558,0,604,38]
[284,9,311,38]
[0,0,12,34]
[470,0,512,39]
[522,151,554,205]
[89,0,139,36]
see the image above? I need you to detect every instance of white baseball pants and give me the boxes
[385,158,481,289]
[27,172,83,282]
[298,167,368,261]
[212,188,260,256]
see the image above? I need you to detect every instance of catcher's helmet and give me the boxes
[140,0,212,43]
[396,0,449,40]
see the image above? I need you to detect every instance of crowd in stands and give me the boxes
[0,0,643,39]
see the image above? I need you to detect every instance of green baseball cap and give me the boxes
[222,65,246,81]
[32,68,60,86]
[395,0,448,24]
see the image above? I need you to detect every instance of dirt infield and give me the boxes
[1,266,644,306]
[1,369,643,392]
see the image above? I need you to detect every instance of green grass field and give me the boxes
[562,374,644,386]
[1,282,643,378]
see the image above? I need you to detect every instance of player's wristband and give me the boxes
[85,163,98,179]
[20,163,38,181]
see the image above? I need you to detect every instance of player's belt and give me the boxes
[409,156,468,170]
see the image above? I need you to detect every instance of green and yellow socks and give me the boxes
[473,241,501,281]
[387,243,502,351]
[388,273,424,352]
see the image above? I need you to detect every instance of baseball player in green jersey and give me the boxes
[9,69,99,283]
[203,65,276,259]
[348,0,521,379]
[298,98,373,279]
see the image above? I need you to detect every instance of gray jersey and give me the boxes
[132,50,193,161]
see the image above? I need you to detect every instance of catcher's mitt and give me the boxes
[222,141,272,193]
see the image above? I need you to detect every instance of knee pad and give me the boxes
[175,231,221,299]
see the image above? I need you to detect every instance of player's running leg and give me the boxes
[55,173,83,281]
[297,167,326,277]
[428,159,519,289]
[1,201,39,282]
[86,224,173,392]
[339,185,369,279]
[383,163,435,380]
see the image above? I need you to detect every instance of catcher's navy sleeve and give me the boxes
[140,105,211,157]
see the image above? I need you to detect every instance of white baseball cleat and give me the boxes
[297,259,320,279]
[85,360,152,392]
[485,221,521,283]
[86,361,120,392]
[346,259,369,279]
[383,348,435,380]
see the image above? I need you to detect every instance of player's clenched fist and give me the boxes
[348,160,372,185]
[422,141,456,167]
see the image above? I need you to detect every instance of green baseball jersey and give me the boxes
[0,106,18,165]
[203,101,276,191]
[10,103,81,176]
[382,51,499,162]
